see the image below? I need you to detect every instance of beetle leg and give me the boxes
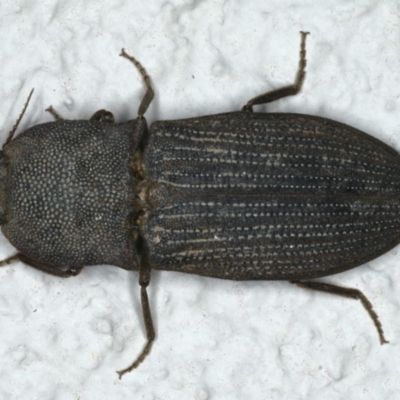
[4,88,34,146]
[120,48,155,118]
[117,252,155,379]
[0,254,21,267]
[242,31,310,112]
[45,105,65,121]
[46,106,116,123]
[291,280,389,345]
[89,109,115,123]
[0,253,82,277]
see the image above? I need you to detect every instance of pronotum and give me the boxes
[0,32,396,378]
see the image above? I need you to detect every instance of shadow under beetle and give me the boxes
[1,32,396,378]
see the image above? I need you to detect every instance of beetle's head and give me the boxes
[0,150,5,224]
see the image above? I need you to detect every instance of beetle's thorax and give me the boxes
[1,119,146,270]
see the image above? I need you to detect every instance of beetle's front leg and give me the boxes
[89,109,115,123]
[45,105,65,121]
[0,253,82,277]
[46,106,116,123]
[0,254,21,267]
[117,252,155,379]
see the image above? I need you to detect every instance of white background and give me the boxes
[1,1,400,399]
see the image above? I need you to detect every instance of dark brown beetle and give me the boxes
[0,32,396,378]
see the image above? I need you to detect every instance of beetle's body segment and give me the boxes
[0,33,395,378]
[141,112,400,280]
[0,119,145,270]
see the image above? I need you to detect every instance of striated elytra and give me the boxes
[0,32,396,378]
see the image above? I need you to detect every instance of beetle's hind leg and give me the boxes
[242,31,310,112]
[291,280,389,345]
[0,253,82,277]
[117,252,155,379]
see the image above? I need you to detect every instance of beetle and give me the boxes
[0,32,396,378]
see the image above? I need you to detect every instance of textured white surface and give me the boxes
[1,1,400,399]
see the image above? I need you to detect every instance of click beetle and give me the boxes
[0,32,395,378]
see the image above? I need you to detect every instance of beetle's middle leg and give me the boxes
[116,252,155,379]
[291,280,389,345]
[242,31,310,112]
